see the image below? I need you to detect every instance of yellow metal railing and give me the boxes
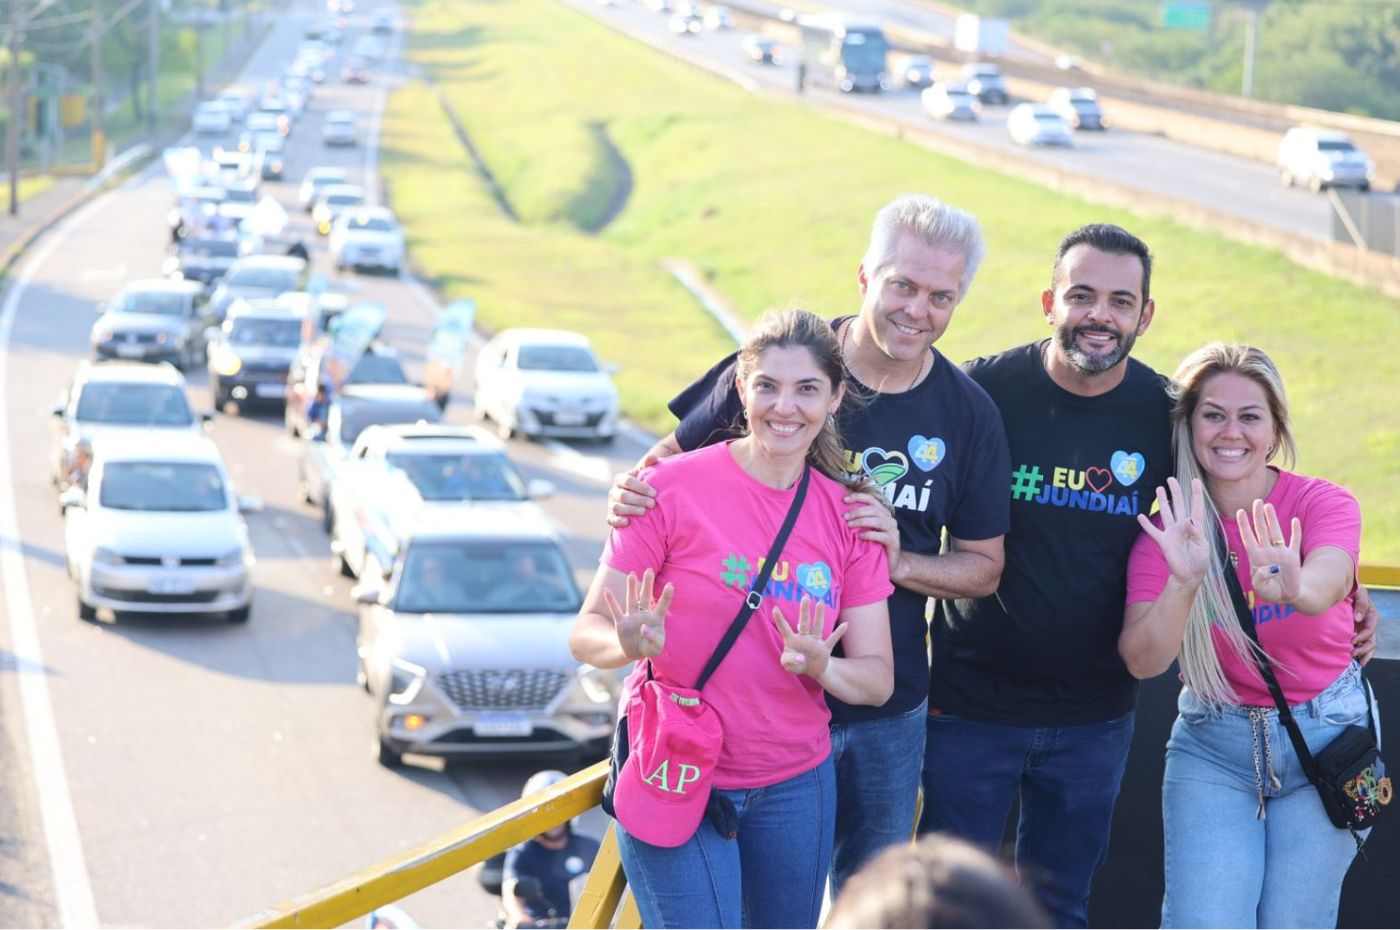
[249,569,1400,929]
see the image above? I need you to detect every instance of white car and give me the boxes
[313,183,367,235]
[193,101,232,135]
[328,423,553,579]
[217,88,252,121]
[1007,103,1073,146]
[62,434,256,623]
[323,110,358,147]
[474,329,620,442]
[922,83,979,121]
[1278,127,1374,193]
[49,361,208,489]
[1048,87,1105,131]
[298,166,350,212]
[329,207,405,273]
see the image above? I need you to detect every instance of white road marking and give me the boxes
[0,198,105,929]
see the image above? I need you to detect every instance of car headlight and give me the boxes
[211,348,243,377]
[388,657,427,704]
[154,332,170,345]
[92,547,123,567]
[215,547,246,567]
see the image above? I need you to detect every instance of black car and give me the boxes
[206,300,305,411]
[164,236,242,288]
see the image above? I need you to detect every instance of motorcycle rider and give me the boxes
[501,771,599,929]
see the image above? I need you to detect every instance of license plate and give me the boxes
[255,383,287,398]
[149,577,196,595]
[473,712,532,738]
[553,411,586,426]
[116,344,146,358]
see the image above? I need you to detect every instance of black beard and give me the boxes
[1057,324,1136,374]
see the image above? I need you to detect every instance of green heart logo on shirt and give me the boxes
[861,448,909,487]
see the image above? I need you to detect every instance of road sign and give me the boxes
[1162,1,1210,30]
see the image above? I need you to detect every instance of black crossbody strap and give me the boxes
[694,465,811,692]
[1213,523,1377,782]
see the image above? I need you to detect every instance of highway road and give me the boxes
[0,3,642,925]
[572,0,1342,243]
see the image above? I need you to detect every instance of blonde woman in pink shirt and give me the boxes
[571,309,894,929]
[1119,343,1375,928]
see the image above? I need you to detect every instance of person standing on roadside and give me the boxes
[918,224,1172,928]
[607,194,1012,894]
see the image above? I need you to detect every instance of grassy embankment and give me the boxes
[379,0,1400,561]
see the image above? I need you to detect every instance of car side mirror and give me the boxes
[59,487,86,511]
[526,479,556,500]
[237,495,263,513]
[352,583,382,605]
[50,404,64,418]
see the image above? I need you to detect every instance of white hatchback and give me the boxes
[474,329,619,442]
[63,434,257,623]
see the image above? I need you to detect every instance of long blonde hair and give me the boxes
[1169,343,1296,705]
[735,309,877,496]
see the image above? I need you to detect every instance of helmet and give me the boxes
[521,769,568,799]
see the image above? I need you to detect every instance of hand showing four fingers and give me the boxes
[1137,477,1211,587]
[603,568,675,660]
[772,596,847,681]
[1236,499,1303,606]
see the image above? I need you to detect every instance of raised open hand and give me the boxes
[603,568,674,660]
[772,596,848,681]
[1137,476,1211,586]
[1236,499,1303,606]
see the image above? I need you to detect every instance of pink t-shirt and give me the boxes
[603,442,893,789]
[1126,469,1361,706]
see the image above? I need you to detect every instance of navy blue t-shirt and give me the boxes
[503,831,600,919]
[669,318,1011,723]
[938,341,1173,726]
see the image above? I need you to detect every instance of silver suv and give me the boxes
[352,504,619,767]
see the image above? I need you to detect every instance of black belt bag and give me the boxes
[1218,526,1392,841]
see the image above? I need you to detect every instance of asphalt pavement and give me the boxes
[572,0,1339,242]
[0,2,640,925]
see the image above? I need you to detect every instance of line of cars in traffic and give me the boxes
[52,9,627,771]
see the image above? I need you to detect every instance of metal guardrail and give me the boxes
[248,569,1400,929]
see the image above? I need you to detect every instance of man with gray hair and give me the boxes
[607,193,1011,891]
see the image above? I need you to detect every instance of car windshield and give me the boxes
[339,401,440,444]
[1072,100,1099,111]
[1318,140,1357,153]
[394,541,580,614]
[99,462,227,512]
[115,291,189,317]
[839,33,887,71]
[75,383,194,426]
[327,192,364,207]
[311,172,346,187]
[223,188,257,204]
[516,345,598,372]
[348,216,395,233]
[948,92,973,102]
[227,266,298,290]
[229,317,301,347]
[247,115,276,130]
[182,238,240,258]
[385,451,527,501]
[1034,113,1063,123]
[347,353,408,385]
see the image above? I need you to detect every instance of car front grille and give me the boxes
[113,332,160,345]
[530,410,606,428]
[93,586,222,604]
[436,669,569,711]
[121,556,217,566]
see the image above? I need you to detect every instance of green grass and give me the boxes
[381,0,1400,562]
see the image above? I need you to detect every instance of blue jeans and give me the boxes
[1161,663,1374,929]
[920,710,1135,928]
[829,698,927,896]
[616,754,835,929]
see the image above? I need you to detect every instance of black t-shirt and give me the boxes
[937,340,1173,726]
[503,831,600,919]
[669,318,1011,723]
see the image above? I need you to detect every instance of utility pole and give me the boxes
[147,0,159,134]
[91,0,105,169]
[7,0,25,215]
[1241,6,1258,98]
